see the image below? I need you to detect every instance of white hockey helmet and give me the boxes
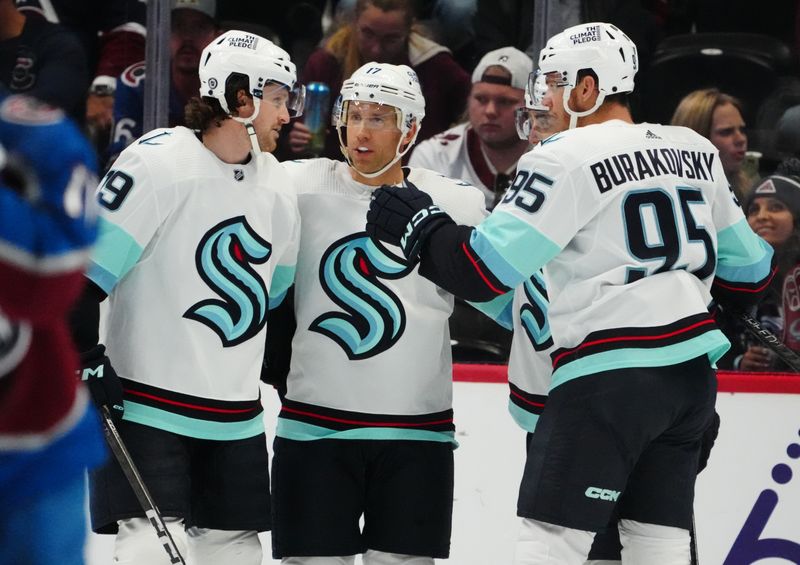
[335,62,425,177]
[538,22,638,127]
[198,30,304,118]
[335,62,425,135]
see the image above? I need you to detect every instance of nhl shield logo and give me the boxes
[233,169,244,181]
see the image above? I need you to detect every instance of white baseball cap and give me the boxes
[471,47,533,90]
[173,0,216,19]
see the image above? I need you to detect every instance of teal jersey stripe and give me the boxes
[269,289,288,310]
[276,418,458,446]
[269,264,295,309]
[468,291,514,330]
[86,262,120,295]
[508,401,540,433]
[122,401,265,440]
[550,330,730,390]
[716,219,774,281]
[88,217,143,293]
[471,211,561,289]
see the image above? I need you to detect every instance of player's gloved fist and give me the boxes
[367,181,454,263]
[77,345,125,422]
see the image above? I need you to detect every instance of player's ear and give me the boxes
[574,74,599,111]
[579,74,597,97]
[235,90,255,119]
[402,120,418,147]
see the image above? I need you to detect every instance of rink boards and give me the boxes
[450,365,800,565]
[87,368,800,564]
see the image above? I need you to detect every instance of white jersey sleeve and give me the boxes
[89,140,176,293]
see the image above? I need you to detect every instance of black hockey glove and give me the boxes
[78,345,125,422]
[367,181,454,263]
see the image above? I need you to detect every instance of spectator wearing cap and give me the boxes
[718,162,800,372]
[284,0,471,161]
[410,46,532,210]
[104,0,219,167]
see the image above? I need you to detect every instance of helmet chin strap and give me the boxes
[231,97,263,155]
[337,123,417,180]
[562,86,606,129]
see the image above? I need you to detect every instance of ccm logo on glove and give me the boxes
[400,205,444,250]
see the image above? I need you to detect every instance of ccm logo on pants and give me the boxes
[585,487,620,502]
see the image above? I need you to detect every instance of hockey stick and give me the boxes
[100,407,186,564]
[734,309,800,373]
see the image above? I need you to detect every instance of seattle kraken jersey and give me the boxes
[470,120,773,389]
[278,159,486,444]
[88,126,300,440]
[470,274,553,434]
[506,272,552,432]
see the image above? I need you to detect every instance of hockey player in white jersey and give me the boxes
[487,68,627,565]
[366,22,775,564]
[69,30,303,564]
[267,63,487,564]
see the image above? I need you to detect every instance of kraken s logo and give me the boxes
[311,233,414,360]
[184,216,272,347]
[519,271,553,351]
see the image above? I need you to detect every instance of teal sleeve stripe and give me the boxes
[471,211,561,289]
[270,264,295,299]
[550,331,731,390]
[89,217,143,288]
[716,237,774,283]
[269,289,287,310]
[716,219,774,275]
[467,291,514,330]
[508,401,539,433]
[276,418,458,446]
[122,401,265,440]
[86,262,119,295]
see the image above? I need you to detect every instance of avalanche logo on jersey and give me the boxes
[184,216,272,347]
[311,233,414,360]
[520,272,553,352]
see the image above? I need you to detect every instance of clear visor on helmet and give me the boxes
[514,107,533,141]
[528,70,551,111]
[258,82,306,118]
[333,99,402,131]
[516,71,553,141]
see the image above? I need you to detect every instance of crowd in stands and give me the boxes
[4,0,800,372]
